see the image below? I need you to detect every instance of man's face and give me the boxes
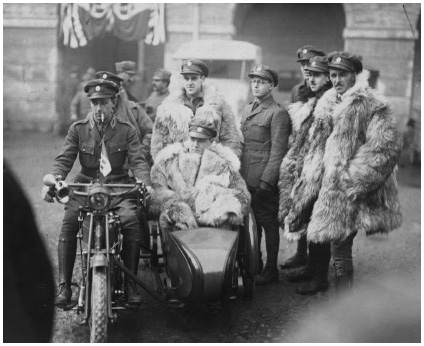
[183,74,204,97]
[330,69,356,95]
[90,98,115,124]
[152,78,167,92]
[300,61,310,80]
[308,71,329,92]
[250,76,273,100]
[188,136,212,155]
[118,72,133,88]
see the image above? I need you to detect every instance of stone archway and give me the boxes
[233,3,345,105]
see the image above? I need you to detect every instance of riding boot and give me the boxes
[122,238,142,304]
[280,235,308,269]
[334,260,354,294]
[256,222,279,285]
[138,208,151,267]
[296,242,331,295]
[55,238,77,306]
[287,240,317,282]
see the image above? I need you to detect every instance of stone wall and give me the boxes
[3,4,58,132]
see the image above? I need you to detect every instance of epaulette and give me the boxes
[73,118,89,126]
[116,118,133,127]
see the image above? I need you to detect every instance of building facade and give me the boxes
[3,3,421,158]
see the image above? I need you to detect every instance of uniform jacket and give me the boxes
[144,88,170,122]
[86,96,153,164]
[50,115,151,185]
[285,70,402,243]
[149,141,251,230]
[151,78,243,161]
[240,94,291,189]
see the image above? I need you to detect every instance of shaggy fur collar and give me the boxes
[288,97,317,132]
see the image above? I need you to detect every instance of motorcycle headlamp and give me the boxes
[88,185,111,210]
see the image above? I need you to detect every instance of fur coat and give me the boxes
[285,70,403,243]
[151,77,243,161]
[278,96,318,229]
[149,141,251,230]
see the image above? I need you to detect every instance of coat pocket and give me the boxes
[109,141,129,155]
[246,155,268,187]
[79,143,94,155]
[250,122,270,142]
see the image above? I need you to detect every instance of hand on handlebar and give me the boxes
[41,185,54,203]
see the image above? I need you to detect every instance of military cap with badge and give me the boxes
[95,71,123,88]
[327,51,363,74]
[248,64,279,86]
[84,79,119,99]
[188,118,217,139]
[115,61,137,75]
[180,59,209,77]
[153,68,172,81]
[296,45,326,62]
[304,56,330,74]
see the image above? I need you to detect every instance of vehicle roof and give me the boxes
[172,40,262,61]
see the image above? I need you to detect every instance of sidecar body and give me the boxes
[156,208,259,303]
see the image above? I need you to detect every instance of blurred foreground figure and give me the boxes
[4,162,55,342]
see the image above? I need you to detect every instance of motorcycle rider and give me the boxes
[41,79,152,306]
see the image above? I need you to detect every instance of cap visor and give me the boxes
[305,67,328,73]
[87,94,113,100]
[189,131,210,139]
[328,64,353,72]
[180,71,202,75]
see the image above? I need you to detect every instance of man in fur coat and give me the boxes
[278,56,333,295]
[151,59,243,161]
[150,118,250,231]
[285,52,402,291]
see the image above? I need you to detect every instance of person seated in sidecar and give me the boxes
[149,117,251,231]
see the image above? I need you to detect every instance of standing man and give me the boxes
[143,68,171,122]
[41,79,152,305]
[115,60,140,102]
[241,64,291,285]
[279,56,333,295]
[70,67,96,122]
[286,52,402,292]
[151,59,242,160]
[281,45,326,270]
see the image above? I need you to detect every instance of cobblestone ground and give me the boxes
[4,131,421,343]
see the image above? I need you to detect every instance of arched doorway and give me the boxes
[233,4,345,105]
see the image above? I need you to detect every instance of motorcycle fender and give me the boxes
[90,254,108,268]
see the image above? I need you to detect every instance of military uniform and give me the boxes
[240,64,291,284]
[144,89,170,122]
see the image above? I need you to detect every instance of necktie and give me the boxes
[100,137,111,177]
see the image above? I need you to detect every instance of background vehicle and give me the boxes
[172,39,262,124]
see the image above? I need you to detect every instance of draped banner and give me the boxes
[59,3,166,48]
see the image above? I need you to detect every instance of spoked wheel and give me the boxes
[238,207,259,300]
[90,267,108,343]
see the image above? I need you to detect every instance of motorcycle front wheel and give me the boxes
[90,267,108,343]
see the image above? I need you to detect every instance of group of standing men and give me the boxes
[43,43,402,307]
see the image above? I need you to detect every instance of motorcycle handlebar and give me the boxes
[68,183,143,197]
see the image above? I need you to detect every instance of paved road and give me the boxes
[4,131,421,343]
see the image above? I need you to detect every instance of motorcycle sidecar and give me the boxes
[158,208,259,303]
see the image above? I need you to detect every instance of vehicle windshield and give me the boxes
[203,60,253,80]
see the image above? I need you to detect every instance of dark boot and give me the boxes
[334,261,354,294]
[55,238,77,306]
[122,239,142,304]
[296,242,331,295]
[286,265,314,282]
[256,265,279,285]
[280,235,308,269]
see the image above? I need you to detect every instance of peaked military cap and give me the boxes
[84,79,119,99]
[95,71,123,87]
[305,56,330,74]
[180,59,209,77]
[153,68,172,81]
[328,51,363,74]
[115,61,137,75]
[248,64,279,87]
[188,118,217,139]
[296,45,326,63]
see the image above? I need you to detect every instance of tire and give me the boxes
[90,267,108,343]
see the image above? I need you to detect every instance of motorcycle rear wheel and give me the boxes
[90,267,108,343]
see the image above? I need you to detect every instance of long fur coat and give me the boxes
[149,141,251,230]
[151,76,243,161]
[285,70,403,243]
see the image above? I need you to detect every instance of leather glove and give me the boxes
[41,185,54,203]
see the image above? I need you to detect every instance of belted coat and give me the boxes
[240,94,291,189]
[285,71,403,243]
[149,141,251,230]
[151,77,243,161]
[50,115,151,185]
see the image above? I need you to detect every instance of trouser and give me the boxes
[137,205,151,253]
[308,241,331,275]
[57,194,140,285]
[331,231,357,277]
[249,188,280,270]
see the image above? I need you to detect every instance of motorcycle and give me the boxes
[46,176,259,343]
